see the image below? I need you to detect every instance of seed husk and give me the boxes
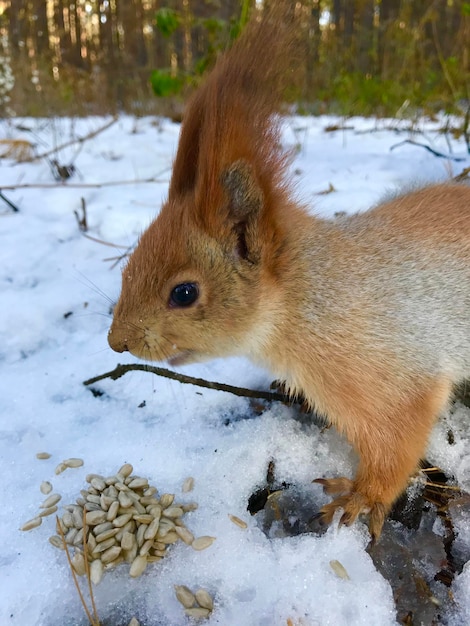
[129,554,148,578]
[174,585,196,608]
[40,481,53,495]
[195,589,214,611]
[229,514,248,529]
[20,517,42,531]
[184,608,211,619]
[191,536,216,551]
[36,452,52,460]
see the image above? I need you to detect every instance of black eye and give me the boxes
[170,282,199,307]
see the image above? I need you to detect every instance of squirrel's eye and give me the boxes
[170,283,199,307]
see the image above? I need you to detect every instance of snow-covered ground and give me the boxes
[0,115,469,625]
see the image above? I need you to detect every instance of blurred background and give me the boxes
[0,0,468,119]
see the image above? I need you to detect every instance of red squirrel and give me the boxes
[108,6,470,540]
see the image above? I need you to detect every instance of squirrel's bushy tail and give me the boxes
[168,2,299,223]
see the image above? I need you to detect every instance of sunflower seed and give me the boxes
[228,514,247,529]
[20,517,42,531]
[191,536,216,551]
[195,589,214,611]
[101,545,122,564]
[113,513,133,527]
[90,559,104,584]
[329,559,350,580]
[118,463,134,478]
[174,585,196,608]
[65,528,78,544]
[85,510,107,525]
[49,535,64,549]
[174,526,194,545]
[127,478,148,490]
[184,608,211,619]
[63,458,84,468]
[162,506,184,519]
[128,618,140,626]
[139,539,154,556]
[129,554,147,578]
[93,537,117,554]
[93,521,113,536]
[95,528,119,543]
[39,505,58,517]
[90,477,107,491]
[159,493,175,508]
[36,452,51,460]
[182,477,195,493]
[143,518,160,540]
[55,463,67,475]
[121,531,136,551]
[40,481,53,495]
[107,500,120,522]
[72,552,86,576]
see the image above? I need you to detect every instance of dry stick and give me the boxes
[82,509,100,626]
[0,174,169,190]
[389,139,466,161]
[56,517,97,626]
[454,167,470,182]
[83,363,291,403]
[20,116,119,163]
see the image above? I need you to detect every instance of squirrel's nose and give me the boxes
[107,328,129,353]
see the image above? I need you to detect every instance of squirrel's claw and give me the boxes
[315,483,388,540]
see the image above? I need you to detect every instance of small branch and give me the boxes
[453,167,470,183]
[0,174,169,191]
[0,190,20,212]
[83,363,291,403]
[21,116,119,163]
[390,139,466,161]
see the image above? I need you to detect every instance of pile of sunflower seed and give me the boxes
[43,463,214,583]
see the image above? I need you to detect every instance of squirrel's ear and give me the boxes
[221,160,264,263]
[221,160,263,221]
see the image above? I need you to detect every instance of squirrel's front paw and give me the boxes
[314,478,388,541]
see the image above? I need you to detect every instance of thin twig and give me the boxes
[82,509,100,625]
[20,116,119,163]
[56,517,96,625]
[83,363,291,403]
[0,190,20,212]
[0,174,169,190]
[390,139,466,161]
[453,167,470,182]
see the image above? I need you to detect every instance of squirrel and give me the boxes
[108,5,470,541]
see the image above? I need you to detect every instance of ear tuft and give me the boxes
[221,160,263,220]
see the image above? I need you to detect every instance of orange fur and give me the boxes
[108,5,470,540]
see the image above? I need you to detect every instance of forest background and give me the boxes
[0,0,469,120]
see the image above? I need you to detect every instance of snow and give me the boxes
[0,114,469,625]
